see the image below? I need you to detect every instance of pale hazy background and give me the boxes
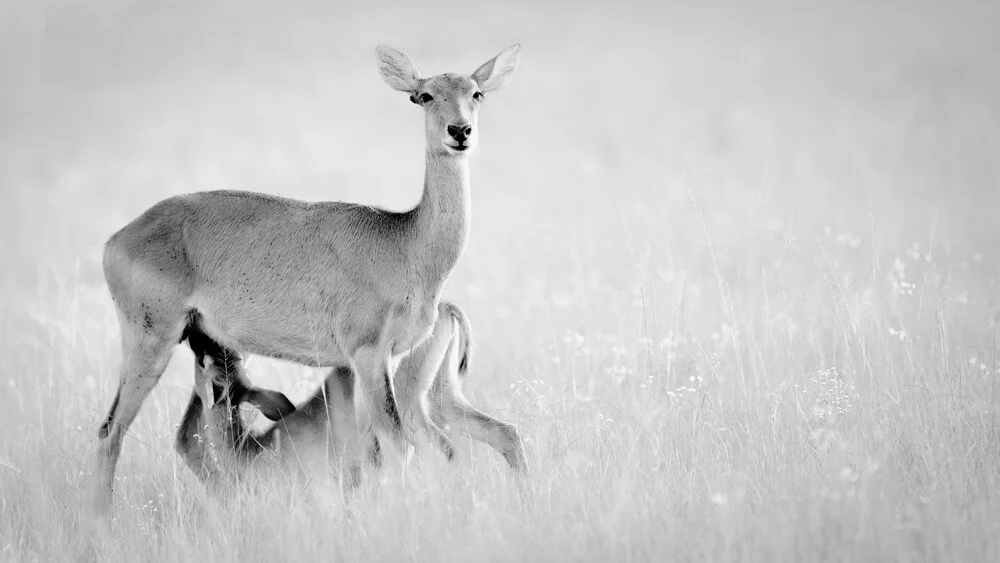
[4,1,998,382]
[2,2,1000,559]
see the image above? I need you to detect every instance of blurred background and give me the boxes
[1,0,998,423]
[4,4,1000,559]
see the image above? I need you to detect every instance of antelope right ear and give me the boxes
[376,45,422,93]
[472,43,521,93]
[246,387,296,421]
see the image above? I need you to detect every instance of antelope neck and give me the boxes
[409,150,471,272]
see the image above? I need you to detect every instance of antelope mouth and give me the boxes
[446,143,468,152]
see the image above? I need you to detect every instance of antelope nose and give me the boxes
[447,124,473,142]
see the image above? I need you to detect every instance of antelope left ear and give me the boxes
[472,44,521,93]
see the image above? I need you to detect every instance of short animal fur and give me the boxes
[176,301,527,483]
[92,44,522,514]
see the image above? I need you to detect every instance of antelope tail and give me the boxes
[440,302,473,377]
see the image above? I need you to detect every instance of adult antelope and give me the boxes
[177,301,527,483]
[93,44,522,514]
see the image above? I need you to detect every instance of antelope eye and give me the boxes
[473,91,484,101]
[414,93,434,104]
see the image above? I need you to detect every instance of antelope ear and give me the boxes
[472,44,521,93]
[246,387,296,421]
[376,44,422,93]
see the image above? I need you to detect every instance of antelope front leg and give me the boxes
[322,366,381,487]
[348,346,406,476]
[394,334,457,462]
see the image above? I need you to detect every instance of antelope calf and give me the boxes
[176,301,527,484]
[93,44,522,513]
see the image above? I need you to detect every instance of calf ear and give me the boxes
[246,388,296,421]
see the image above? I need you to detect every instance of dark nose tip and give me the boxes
[447,124,473,142]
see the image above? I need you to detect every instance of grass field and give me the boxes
[2,1,1000,561]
